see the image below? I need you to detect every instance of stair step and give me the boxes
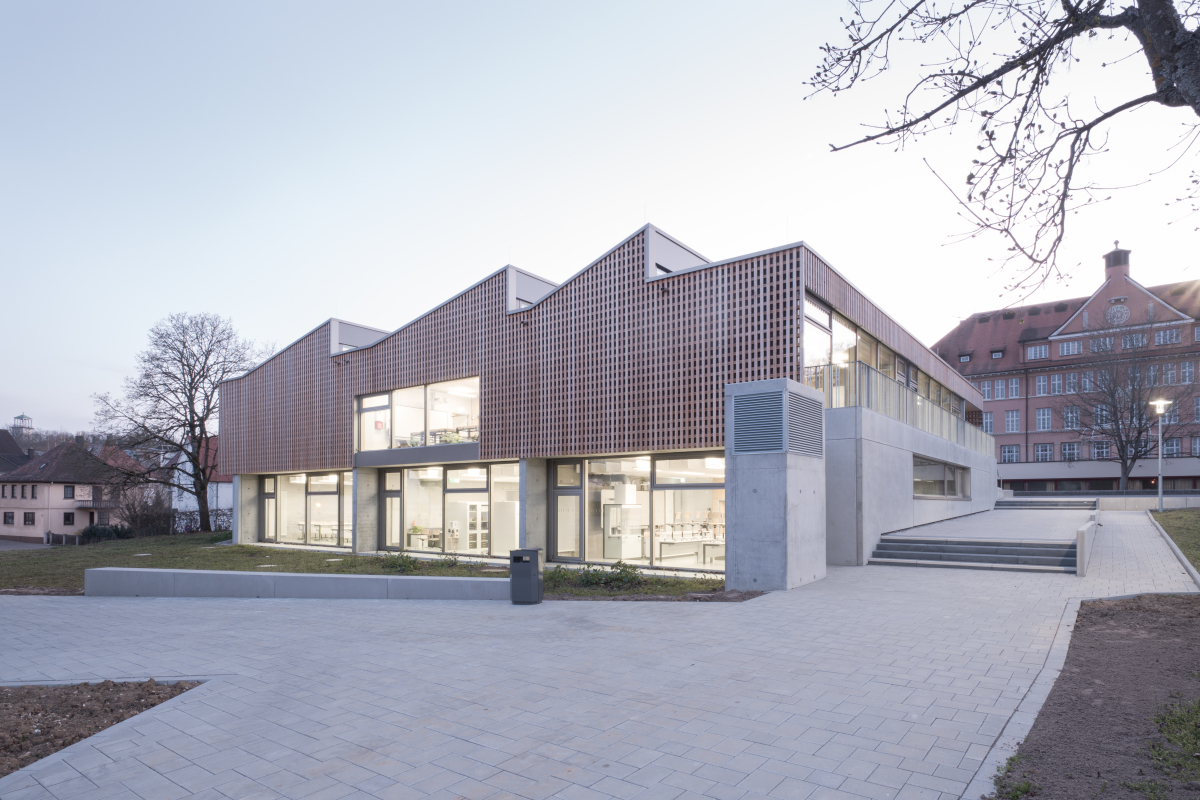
[867,557,1075,574]
[875,541,1075,554]
[870,549,1075,567]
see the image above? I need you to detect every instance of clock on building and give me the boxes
[1105,304,1130,325]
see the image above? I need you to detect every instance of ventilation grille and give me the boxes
[732,393,783,453]
[787,392,824,458]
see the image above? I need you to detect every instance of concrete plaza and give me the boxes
[0,511,1195,800]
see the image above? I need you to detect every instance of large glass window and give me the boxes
[587,458,651,564]
[445,491,489,554]
[804,321,831,368]
[490,464,521,556]
[831,313,857,365]
[359,394,391,451]
[383,471,402,548]
[427,378,480,444]
[277,475,307,543]
[404,467,443,551]
[392,387,425,448]
[654,456,725,484]
[307,477,340,546]
[554,495,580,558]
[356,377,479,452]
[913,457,970,498]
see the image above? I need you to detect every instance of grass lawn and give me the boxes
[0,533,728,597]
[0,533,508,592]
[1150,509,1200,572]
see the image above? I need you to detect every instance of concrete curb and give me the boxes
[1144,509,1200,589]
[960,597,1079,799]
[83,568,511,601]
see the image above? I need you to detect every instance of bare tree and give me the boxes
[1050,327,1196,487]
[94,313,265,532]
[809,1,1200,290]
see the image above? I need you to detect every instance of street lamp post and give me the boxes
[1151,399,1173,512]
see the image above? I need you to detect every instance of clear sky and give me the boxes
[3,1,1196,432]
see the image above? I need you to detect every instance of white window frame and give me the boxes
[1034,443,1053,462]
[1035,375,1048,396]
[1036,408,1052,431]
[1027,345,1049,360]
[1059,341,1082,356]
[981,412,993,434]
[1005,410,1020,433]
[1001,445,1020,463]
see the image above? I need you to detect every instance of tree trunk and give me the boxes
[195,478,212,532]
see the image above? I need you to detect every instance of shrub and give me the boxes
[81,524,135,543]
[385,553,421,573]
[544,561,644,591]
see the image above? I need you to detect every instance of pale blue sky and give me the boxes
[2,1,1196,432]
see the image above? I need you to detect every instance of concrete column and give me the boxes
[724,379,827,591]
[519,459,548,552]
[232,475,259,545]
[352,467,379,553]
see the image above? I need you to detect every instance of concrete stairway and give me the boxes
[995,497,1097,510]
[868,536,1077,573]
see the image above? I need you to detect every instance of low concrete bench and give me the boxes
[84,568,509,600]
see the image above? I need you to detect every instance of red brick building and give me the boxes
[934,246,1200,491]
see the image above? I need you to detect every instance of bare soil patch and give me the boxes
[989,594,1200,799]
[0,679,197,779]
[546,589,763,602]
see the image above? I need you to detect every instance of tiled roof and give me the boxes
[933,277,1200,378]
[1,442,123,484]
[0,430,25,458]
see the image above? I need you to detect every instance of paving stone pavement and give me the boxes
[0,511,1195,800]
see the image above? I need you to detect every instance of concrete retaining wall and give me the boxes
[84,568,510,600]
[825,406,998,566]
[1099,496,1200,511]
[1076,515,1098,577]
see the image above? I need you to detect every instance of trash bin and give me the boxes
[509,548,543,605]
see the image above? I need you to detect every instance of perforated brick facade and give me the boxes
[220,226,982,476]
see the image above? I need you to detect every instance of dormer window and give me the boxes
[959,354,971,363]
[991,350,1004,359]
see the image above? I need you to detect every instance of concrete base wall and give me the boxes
[232,476,259,545]
[520,459,548,551]
[1099,495,1200,510]
[353,468,380,553]
[84,568,510,600]
[825,407,998,566]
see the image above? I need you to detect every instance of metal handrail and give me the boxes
[804,361,995,457]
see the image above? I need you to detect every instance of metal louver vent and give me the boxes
[787,392,823,458]
[732,392,783,453]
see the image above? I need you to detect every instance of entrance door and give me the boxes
[550,461,582,560]
[554,496,580,559]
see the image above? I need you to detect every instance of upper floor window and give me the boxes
[981,382,992,400]
[1050,375,1062,395]
[357,377,481,452]
[1027,345,1049,360]
[1001,445,1019,463]
[1091,337,1114,353]
[1059,341,1082,356]
[959,355,970,363]
[1122,333,1147,349]
[1035,375,1048,396]
[63,485,75,499]
[1005,409,1020,433]
[1009,378,1020,398]
[991,350,1004,359]
[981,412,993,434]
[994,380,1006,400]
[1156,328,1182,345]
